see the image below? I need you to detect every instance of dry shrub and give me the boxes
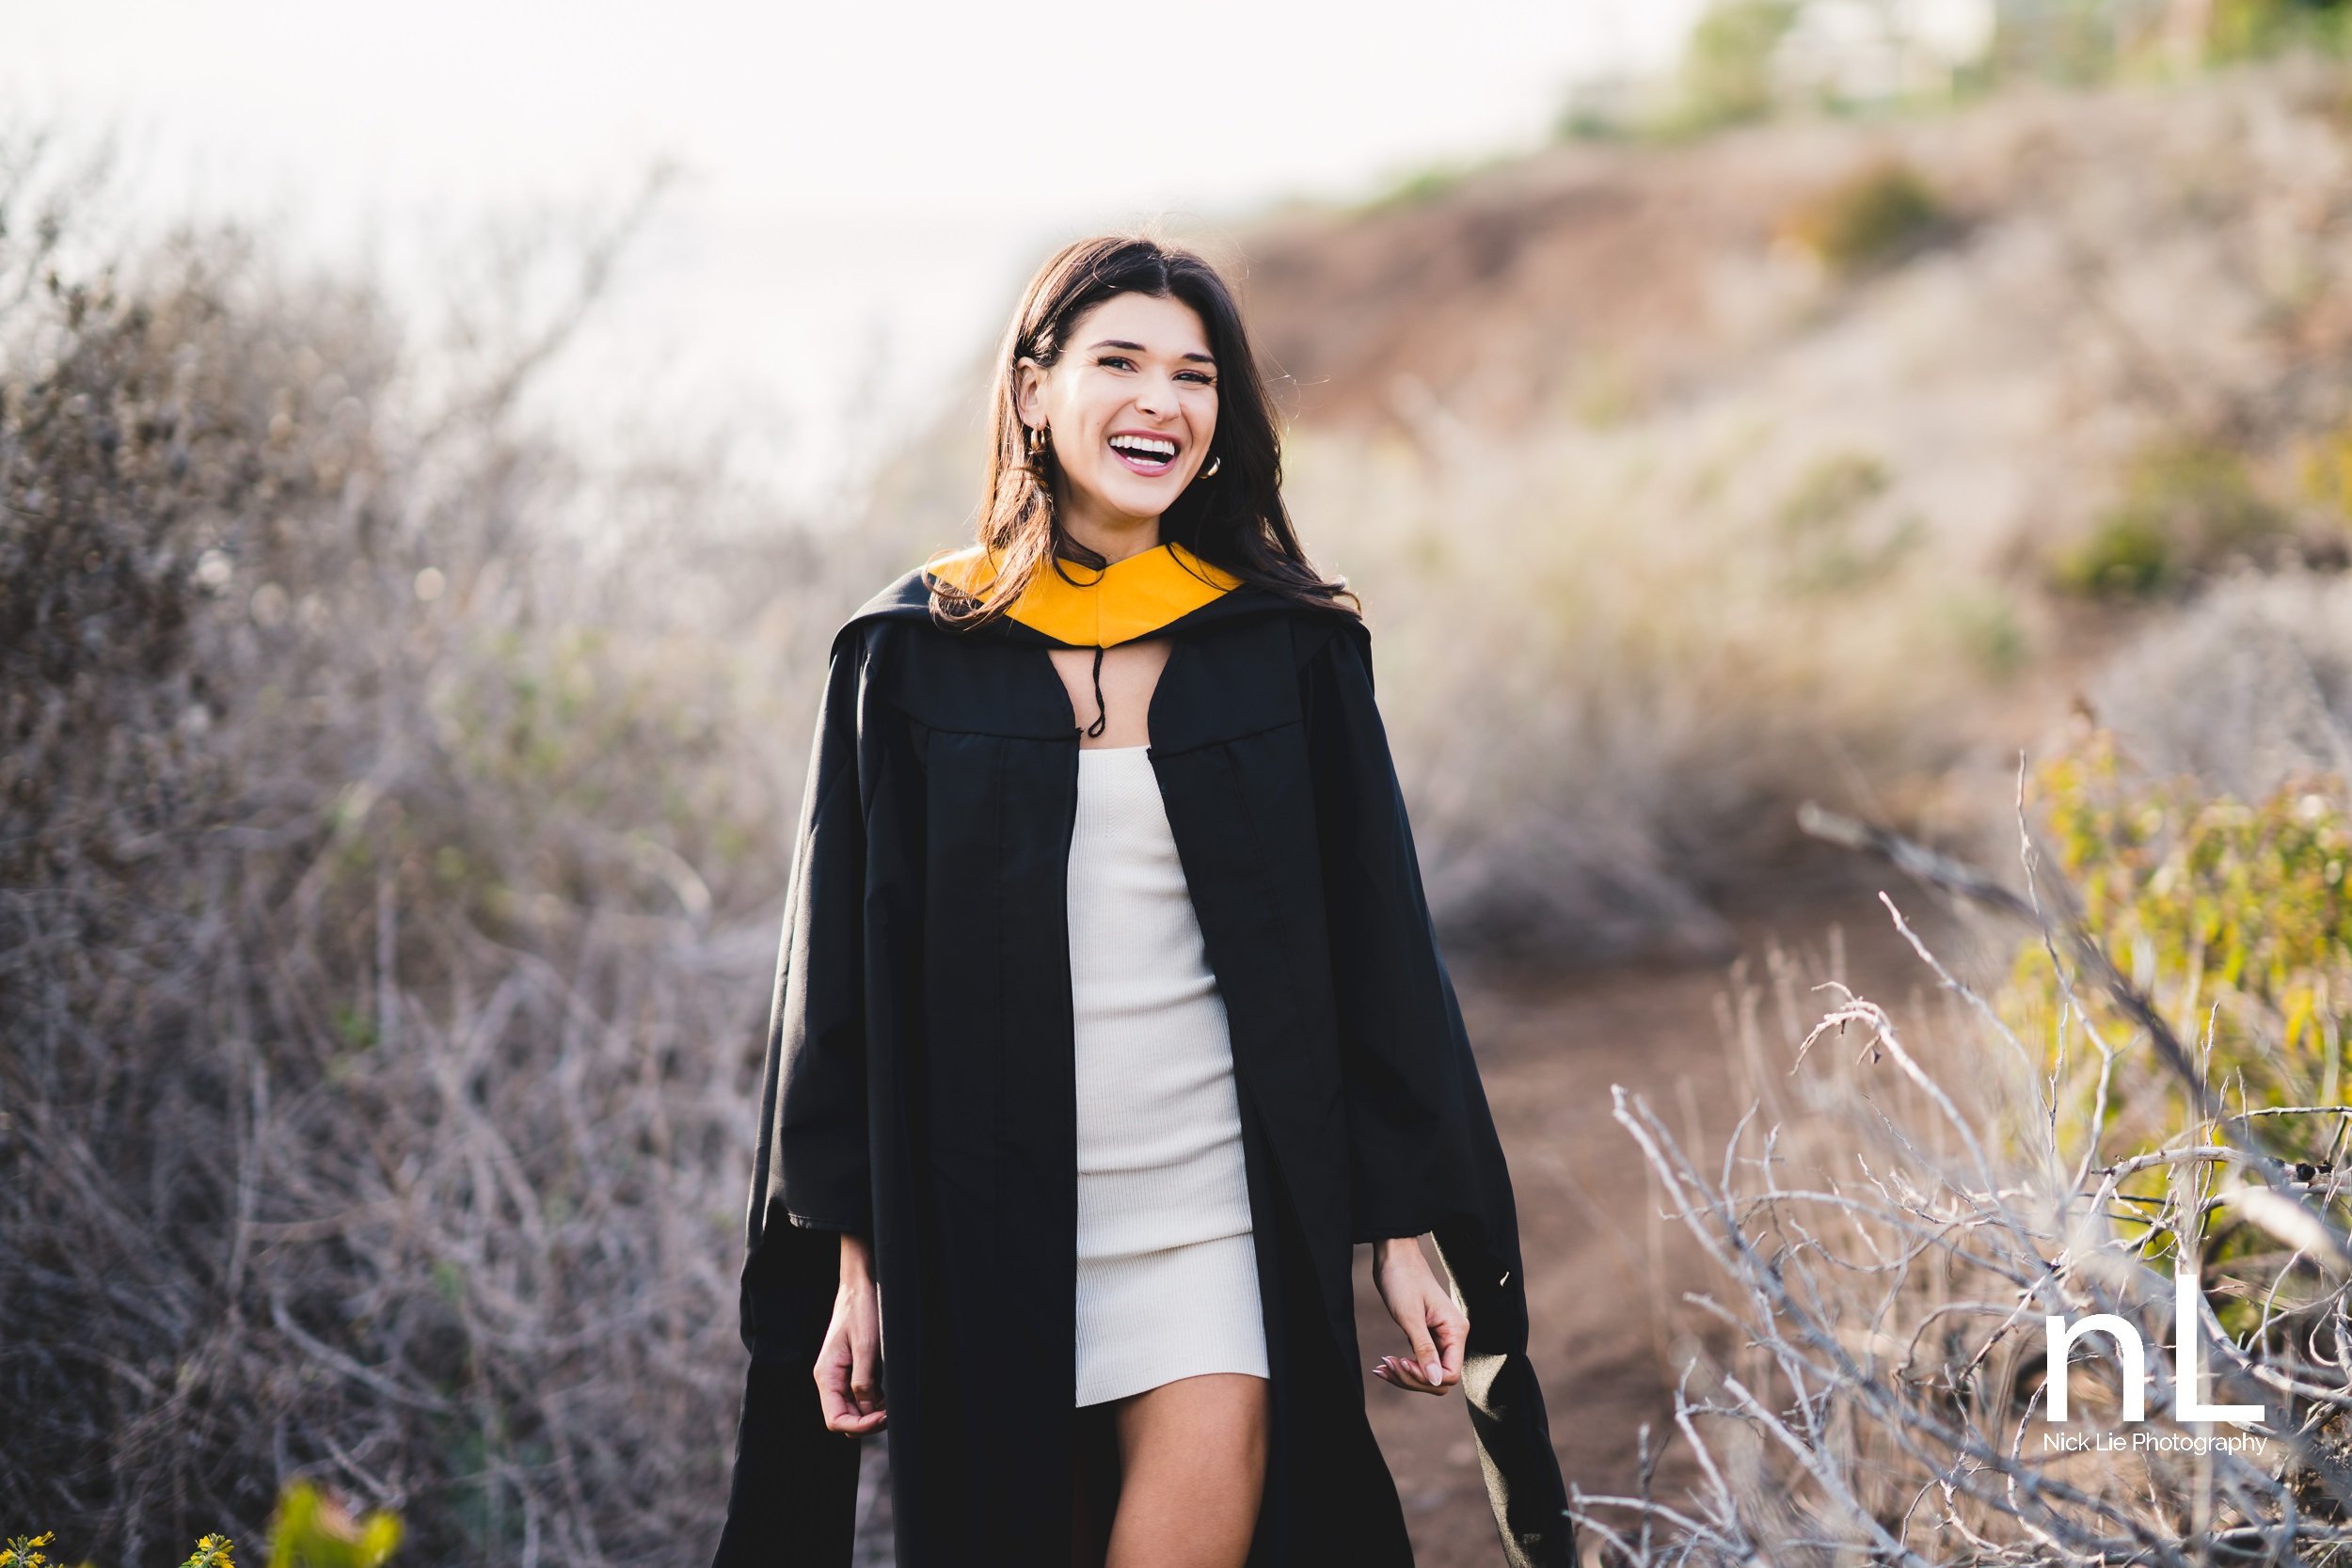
[1279,409,1996,971]
[0,133,912,1563]
[2079,563,2352,801]
[1573,762,2352,1564]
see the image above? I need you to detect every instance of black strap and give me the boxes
[1085,643,1108,737]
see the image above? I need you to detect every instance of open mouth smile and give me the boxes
[1107,432,1180,476]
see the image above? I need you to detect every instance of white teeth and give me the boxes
[1110,435,1177,461]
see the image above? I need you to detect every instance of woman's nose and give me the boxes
[1134,371,1183,416]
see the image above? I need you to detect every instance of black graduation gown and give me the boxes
[711,545,1574,1568]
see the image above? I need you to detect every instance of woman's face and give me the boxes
[1014,291,1220,533]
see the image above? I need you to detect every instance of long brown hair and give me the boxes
[930,232,1359,631]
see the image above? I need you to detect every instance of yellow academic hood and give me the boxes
[923,539,1242,648]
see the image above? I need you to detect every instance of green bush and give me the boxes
[1777,160,1947,276]
[1998,728,2352,1319]
[2207,0,2352,62]
[2050,437,2287,596]
[1673,0,1804,134]
[2054,509,2177,596]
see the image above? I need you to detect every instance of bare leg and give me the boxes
[1103,1372,1269,1568]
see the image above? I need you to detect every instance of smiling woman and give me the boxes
[1018,290,1223,501]
[709,234,1574,1568]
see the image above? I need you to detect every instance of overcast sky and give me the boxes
[7,0,1712,508]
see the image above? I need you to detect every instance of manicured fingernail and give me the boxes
[1425,1361,1442,1382]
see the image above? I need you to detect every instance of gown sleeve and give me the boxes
[1300,617,1479,1245]
[750,625,876,1250]
[711,625,874,1568]
[1300,616,1580,1568]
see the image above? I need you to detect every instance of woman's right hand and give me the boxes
[816,1231,887,1435]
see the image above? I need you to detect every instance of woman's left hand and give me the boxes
[1369,1235,1466,1396]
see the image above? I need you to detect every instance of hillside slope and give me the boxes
[1192,55,2352,963]
[1234,55,2352,556]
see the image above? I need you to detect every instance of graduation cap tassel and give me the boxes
[1086,643,1109,738]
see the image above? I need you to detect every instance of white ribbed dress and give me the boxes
[1069,744,1269,1407]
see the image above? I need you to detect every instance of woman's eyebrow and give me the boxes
[1087,338,1216,365]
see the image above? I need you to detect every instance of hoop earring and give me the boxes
[1201,453,1222,478]
[1025,422,1051,463]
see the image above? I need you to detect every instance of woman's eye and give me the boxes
[1095,356,1212,387]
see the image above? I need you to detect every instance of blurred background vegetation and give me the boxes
[9,0,2352,1561]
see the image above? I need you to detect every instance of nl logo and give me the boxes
[2039,1263,2270,1455]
